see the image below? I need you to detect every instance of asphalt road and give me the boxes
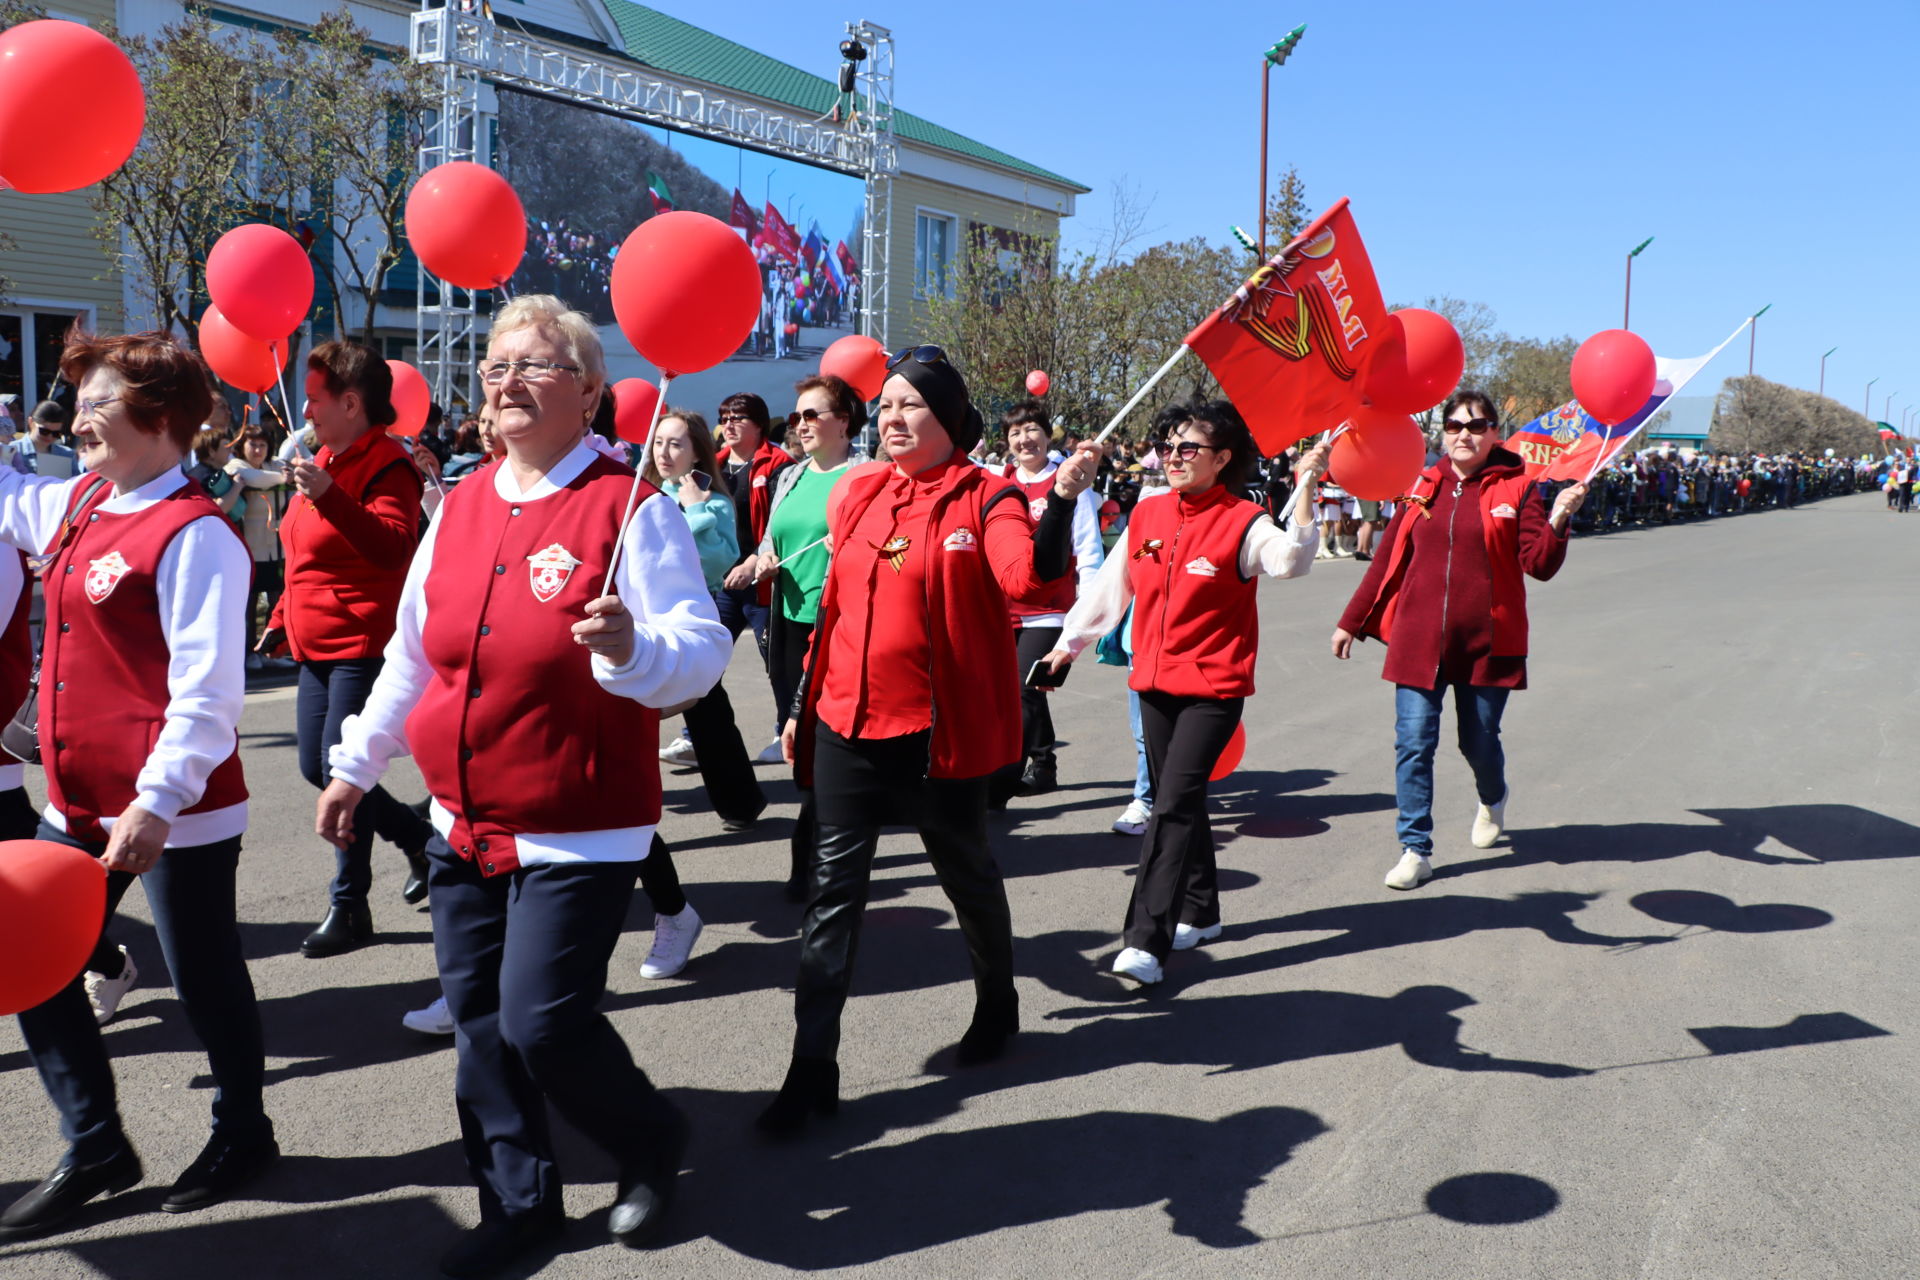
[1,491,1914,1280]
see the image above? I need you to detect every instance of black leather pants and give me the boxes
[793,725,1016,1062]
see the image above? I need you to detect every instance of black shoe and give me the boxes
[439,1209,565,1279]
[783,876,808,904]
[401,846,431,905]
[954,1000,1020,1067]
[609,1099,691,1247]
[755,1057,838,1137]
[408,797,433,822]
[1013,761,1056,797]
[161,1134,279,1213]
[720,813,760,834]
[301,902,373,958]
[0,1146,141,1241]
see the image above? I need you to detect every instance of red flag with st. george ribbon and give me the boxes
[1183,198,1390,453]
[729,189,759,238]
[756,202,801,262]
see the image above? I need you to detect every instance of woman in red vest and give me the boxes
[258,341,434,958]
[0,332,275,1239]
[757,347,1099,1135]
[1045,402,1329,987]
[1332,391,1586,891]
[319,295,730,1275]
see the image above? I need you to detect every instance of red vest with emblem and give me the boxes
[1350,462,1535,656]
[1125,485,1267,699]
[795,461,1026,784]
[41,480,248,842]
[407,456,661,877]
[277,432,421,660]
[1002,464,1076,619]
[0,550,32,717]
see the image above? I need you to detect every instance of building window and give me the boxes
[0,309,89,406]
[915,209,956,299]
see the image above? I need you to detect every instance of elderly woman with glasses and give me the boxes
[1045,402,1329,988]
[757,346,1100,1136]
[319,295,730,1276]
[1331,389,1587,893]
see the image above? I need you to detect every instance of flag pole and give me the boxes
[601,373,674,597]
[1092,345,1192,446]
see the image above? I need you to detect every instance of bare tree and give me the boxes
[1710,376,1877,457]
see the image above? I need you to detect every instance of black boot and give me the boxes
[609,1098,691,1246]
[401,845,431,905]
[301,902,372,958]
[1014,758,1057,797]
[955,994,1020,1066]
[755,1057,839,1137]
[0,1146,141,1241]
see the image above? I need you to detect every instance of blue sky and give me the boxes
[665,0,1918,418]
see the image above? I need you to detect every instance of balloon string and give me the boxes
[602,373,674,598]
[271,341,310,458]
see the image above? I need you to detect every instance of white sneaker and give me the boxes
[1471,788,1508,849]
[641,905,704,979]
[658,733,698,765]
[401,995,455,1036]
[1110,947,1164,984]
[1172,921,1223,951]
[1111,799,1152,836]
[84,947,138,1025]
[1384,849,1433,891]
[754,739,786,764]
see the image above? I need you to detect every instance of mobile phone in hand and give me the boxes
[1025,658,1068,690]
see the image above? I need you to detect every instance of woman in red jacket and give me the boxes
[757,347,1099,1135]
[259,341,434,957]
[1045,402,1329,987]
[1331,390,1587,892]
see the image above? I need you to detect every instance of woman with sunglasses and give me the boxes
[1331,391,1587,892]
[1043,402,1329,987]
[759,346,1099,1134]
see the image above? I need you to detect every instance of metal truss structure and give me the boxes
[409,5,897,403]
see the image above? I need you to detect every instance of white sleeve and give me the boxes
[329,512,442,790]
[135,518,250,822]
[592,492,733,705]
[1058,543,1133,658]
[0,469,87,553]
[1238,512,1319,579]
[1071,487,1105,592]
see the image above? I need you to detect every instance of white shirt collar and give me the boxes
[1014,459,1058,483]
[492,439,599,502]
[99,466,189,514]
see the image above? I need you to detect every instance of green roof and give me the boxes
[600,2,1088,192]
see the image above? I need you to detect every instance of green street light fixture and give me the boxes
[1623,237,1654,329]
[1256,24,1307,258]
[1747,303,1771,376]
[1819,346,1837,396]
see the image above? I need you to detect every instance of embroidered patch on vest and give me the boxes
[84,551,132,604]
[753,475,769,488]
[1028,497,1048,521]
[1184,556,1221,578]
[942,527,978,552]
[526,543,583,602]
[1490,503,1519,519]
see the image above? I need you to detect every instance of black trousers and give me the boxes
[792,725,1015,1061]
[766,611,814,731]
[1124,691,1244,958]
[430,844,677,1221]
[15,821,269,1165]
[682,681,766,824]
[295,657,434,906]
[1015,624,1062,766]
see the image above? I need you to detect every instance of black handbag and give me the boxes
[3,477,110,765]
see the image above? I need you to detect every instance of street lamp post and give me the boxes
[1623,236,1654,329]
[1865,377,1878,419]
[1747,303,1771,376]
[1256,24,1307,259]
[1886,392,1898,423]
[1818,346,1837,397]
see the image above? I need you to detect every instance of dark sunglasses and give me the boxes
[791,407,840,424]
[1168,441,1222,460]
[716,413,755,424]
[1443,418,1498,435]
[885,344,947,371]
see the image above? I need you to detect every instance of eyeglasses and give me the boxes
[1167,441,1222,460]
[477,358,581,384]
[792,407,840,423]
[885,344,947,371]
[716,414,755,424]
[1443,418,1497,436]
[75,396,120,422]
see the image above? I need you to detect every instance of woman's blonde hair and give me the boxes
[488,294,606,411]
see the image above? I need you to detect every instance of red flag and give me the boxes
[1183,198,1389,454]
[729,189,759,237]
[836,241,859,279]
[756,202,801,262]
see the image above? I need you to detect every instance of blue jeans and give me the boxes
[1127,687,1152,805]
[1393,682,1510,856]
[715,583,776,736]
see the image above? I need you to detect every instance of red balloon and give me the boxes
[1570,329,1657,426]
[1209,723,1246,782]
[610,377,662,445]
[1026,370,1051,397]
[1365,309,1464,414]
[0,21,145,194]
[199,306,288,394]
[610,211,762,376]
[783,323,800,337]
[819,334,887,400]
[1329,405,1426,501]
[387,360,430,439]
[404,161,526,290]
[206,223,313,342]
[0,839,108,1016]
